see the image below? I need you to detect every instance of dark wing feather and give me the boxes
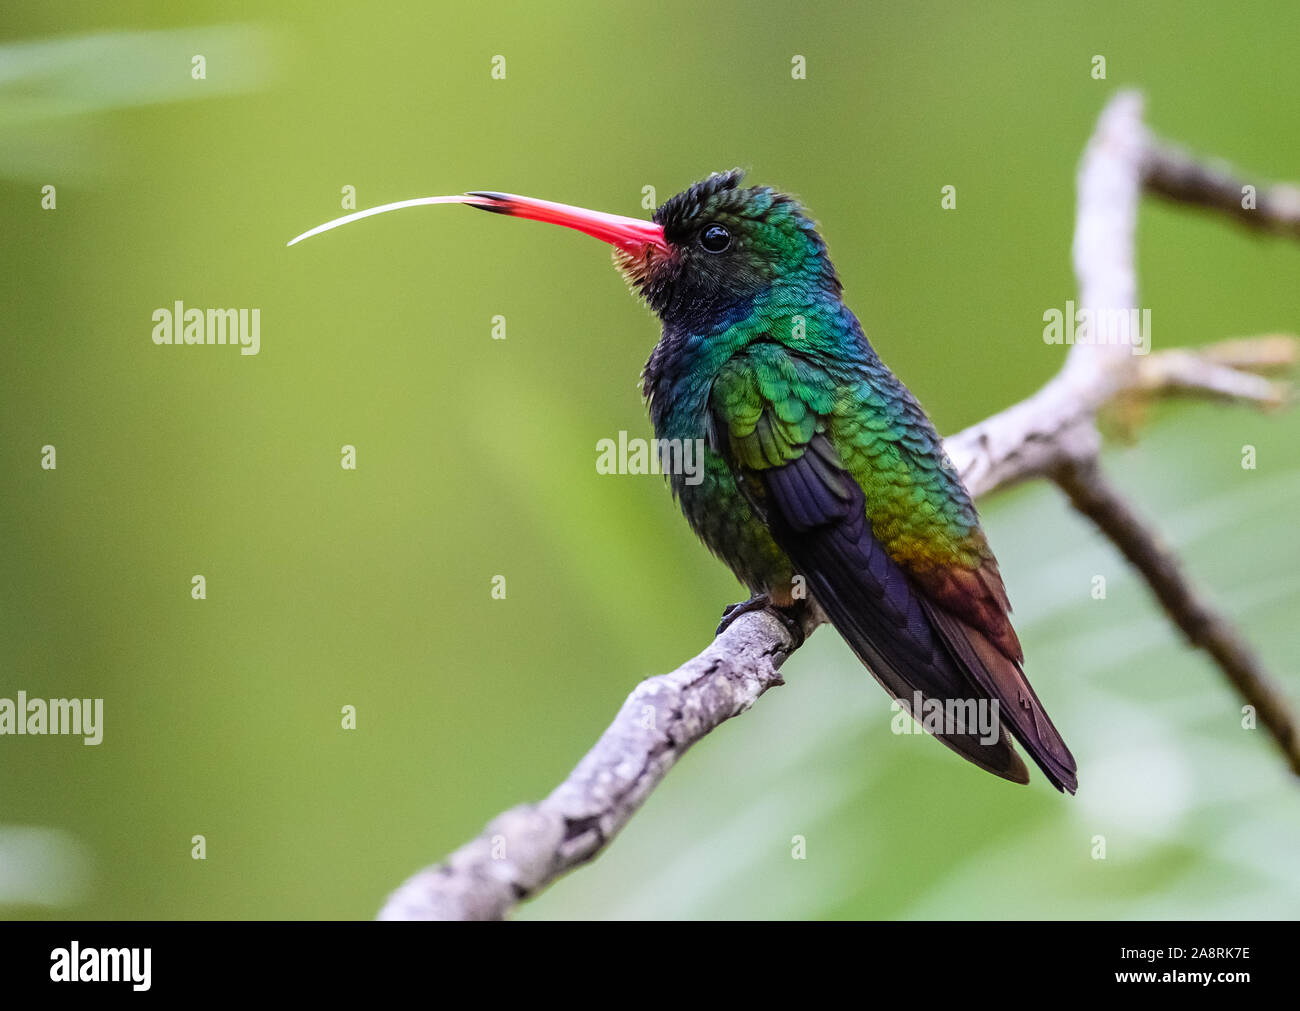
[742,429,1077,792]
[739,433,1038,786]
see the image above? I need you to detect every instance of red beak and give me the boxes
[465,191,668,255]
[287,191,668,254]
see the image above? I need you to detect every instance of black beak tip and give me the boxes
[464,191,514,215]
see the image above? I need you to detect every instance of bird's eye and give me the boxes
[699,223,731,253]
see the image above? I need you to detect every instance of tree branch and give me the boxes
[1143,138,1300,238]
[377,608,804,921]
[1053,454,1300,777]
[379,91,1300,920]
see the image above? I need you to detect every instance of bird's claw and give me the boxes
[716,593,807,649]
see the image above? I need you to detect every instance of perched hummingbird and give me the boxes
[290,170,1078,792]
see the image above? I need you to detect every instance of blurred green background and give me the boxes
[2,1,1298,920]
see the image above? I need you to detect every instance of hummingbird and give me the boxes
[289,170,1078,793]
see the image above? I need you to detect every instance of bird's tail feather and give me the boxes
[921,601,1078,793]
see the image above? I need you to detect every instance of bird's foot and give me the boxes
[716,593,807,649]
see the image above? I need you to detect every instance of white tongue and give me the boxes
[286,194,476,247]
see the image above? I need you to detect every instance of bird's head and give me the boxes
[643,170,839,312]
[288,170,839,328]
